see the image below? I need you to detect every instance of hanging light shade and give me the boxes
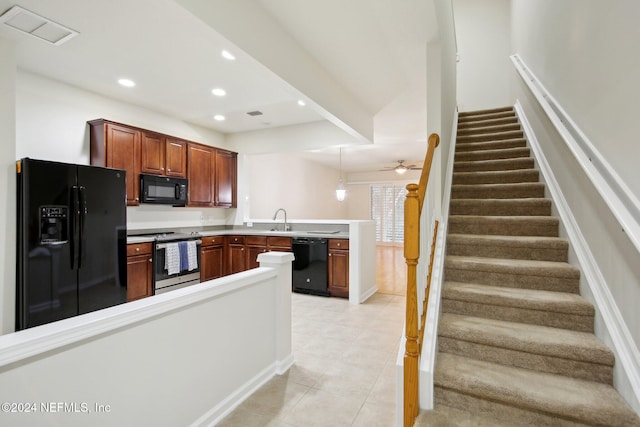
[336,147,346,201]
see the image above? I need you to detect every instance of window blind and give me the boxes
[370,184,407,243]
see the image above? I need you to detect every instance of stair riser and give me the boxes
[446,241,567,262]
[438,337,612,384]
[458,117,518,129]
[444,267,579,293]
[455,148,530,162]
[457,131,524,143]
[458,124,521,136]
[454,158,534,172]
[453,171,539,185]
[441,299,593,332]
[435,386,591,426]
[458,111,515,122]
[452,185,544,199]
[450,200,551,216]
[455,139,527,152]
[448,219,558,237]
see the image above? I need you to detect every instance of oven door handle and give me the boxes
[156,239,202,250]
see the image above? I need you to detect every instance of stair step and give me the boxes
[434,353,640,426]
[454,157,534,172]
[448,215,558,237]
[452,182,545,199]
[453,169,539,185]
[438,313,612,383]
[457,116,518,129]
[442,281,593,332]
[455,146,530,162]
[447,234,568,261]
[459,106,514,117]
[458,110,515,124]
[444,255,579,293]
[454,138,527,152]
[450,198,552,216]
[457,123,521,136]
[457,130,524,144]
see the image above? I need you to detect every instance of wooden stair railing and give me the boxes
[404,133,440,427]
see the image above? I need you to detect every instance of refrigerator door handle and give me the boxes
[78,186,87,269]
[70,185,80,269]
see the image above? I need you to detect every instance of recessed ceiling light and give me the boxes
[118,78,135,87]
[213,115,225,121]
[297,100,306,107]
[211,88,226,97]
[221,50,235,61]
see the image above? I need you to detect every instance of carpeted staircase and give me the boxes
[430,106,640,426]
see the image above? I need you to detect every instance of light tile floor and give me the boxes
[217,291,405,426]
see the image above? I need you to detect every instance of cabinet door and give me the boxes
[187,143,215,206]
[227,244,246,275]
[215,149,237,207]
[127,254,153,301]
[106,123,140,205]
[246,245,267,270]
[267,236,292,252]
[201,244,224,281]
[165,138,187,177]
[328,250,349,298]
[140,132,165,175]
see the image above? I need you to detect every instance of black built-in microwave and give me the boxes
[140,174,188,206]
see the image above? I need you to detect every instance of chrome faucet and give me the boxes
[272,208,288,231]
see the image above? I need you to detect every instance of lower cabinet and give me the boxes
[245,235,292,269]
[226,235,246,275]
[328,239,349,298]
[126,242,153,302]
[200,236,225,282]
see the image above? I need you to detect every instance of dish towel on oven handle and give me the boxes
[165,242,180,275]
[187,240,198,271]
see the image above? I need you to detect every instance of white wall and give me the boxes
[0,40,16,335]
[510,0,640,412]
[244,151,348,220]
[453,0,512,111]
[16,71,235,231]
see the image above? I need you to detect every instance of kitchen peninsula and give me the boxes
[127,219,376,304]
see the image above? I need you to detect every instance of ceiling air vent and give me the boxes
[246,111,263,116]
[0,6,79,46]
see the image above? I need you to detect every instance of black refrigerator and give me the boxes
[16,158,128,330]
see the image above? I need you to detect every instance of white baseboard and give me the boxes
[276,353,294,375]
[192,363,276,427]
[515,101,640,414]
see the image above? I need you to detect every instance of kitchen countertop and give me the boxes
[126,229,349,244]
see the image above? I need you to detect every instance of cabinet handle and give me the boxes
[329,253,332,256]
[136,247,140,252]
[149,259,152,262]
[161,167,164,171]
[241,248,244,251]
[167,168,171,172]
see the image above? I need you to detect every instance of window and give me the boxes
[370,184,407,244]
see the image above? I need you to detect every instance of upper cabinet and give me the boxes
[89,119,236,208]
[89,119,141,206]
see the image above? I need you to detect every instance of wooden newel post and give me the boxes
[404,183,420,426]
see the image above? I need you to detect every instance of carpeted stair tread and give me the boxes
[455,147,530,162]
[442,281,594,332]
[450,198,551,216]
[454,157,534,172]
[457,130,524,144]
[435,353,640,426]
[458,111,515,123]
[447,233,568,261]
[459,106,514,117]
[455,137,527,152]
[448,215,559,237]
[446,255,580,279]
[458,123,521,136]
[452,182,545,199]
[453,169,539,185]
[457,116,518,129]
[439,313,612,366]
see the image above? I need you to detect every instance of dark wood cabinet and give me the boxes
[200,235,225,282]
[89,120,141,206]
[215,149,237,208]
[140,131,165,176]
[126,242,153,301]
[226,235,246,275]
[187,143,215,207]
[328,239,349,298]
[246,235,268,270]
[165,138,187,177]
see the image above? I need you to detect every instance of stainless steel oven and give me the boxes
[153,232,201,294]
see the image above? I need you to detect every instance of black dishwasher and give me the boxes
[292,237,329,296]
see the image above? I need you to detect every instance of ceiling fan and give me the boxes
[380,160,422,175]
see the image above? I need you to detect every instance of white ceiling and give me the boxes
[0,0,439,173]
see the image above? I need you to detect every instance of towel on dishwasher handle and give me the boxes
[187,240,198,271]
[165,242,180,275]
[178,241,188,272]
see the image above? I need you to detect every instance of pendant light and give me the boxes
[336,147,346,201]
